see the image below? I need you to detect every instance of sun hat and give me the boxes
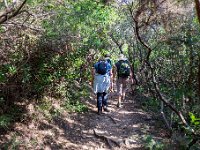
[104,53,111,60]
[118,54,127,60]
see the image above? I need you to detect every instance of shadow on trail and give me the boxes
[0,88,169,149]
[40,90,168,149]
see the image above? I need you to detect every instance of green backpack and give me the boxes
[118,60,130,78]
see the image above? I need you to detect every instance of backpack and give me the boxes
[97,61,108,75]
[117,60,130,78]
[106,59,112,66]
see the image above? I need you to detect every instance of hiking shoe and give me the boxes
[97,111,102,115]
[117,103,122,108]
[97,107,102,115]
[103,107,110,112]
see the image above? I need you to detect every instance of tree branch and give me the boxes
[128,4,152,63]
[4,0,8,8]
[109,33,123,54]
[0,0,27,24]
[160,101,172,130]
[128,0,193,132]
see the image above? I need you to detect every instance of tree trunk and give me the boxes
[194,0,200,24]
[194,0,200,101]
[198,56,200,101]
[129,3,191,129]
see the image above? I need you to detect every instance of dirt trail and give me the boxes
[0,89,169,150]
[72,91,168,150]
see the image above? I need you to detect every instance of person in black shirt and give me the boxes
[115,54,133,107]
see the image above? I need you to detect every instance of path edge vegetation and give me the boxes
[0,0,200,149]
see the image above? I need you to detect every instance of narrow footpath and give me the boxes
[67,91,169,150]
[0,87,169,149]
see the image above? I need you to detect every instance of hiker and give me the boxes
[115,54,133,107]
[92,54,113,114]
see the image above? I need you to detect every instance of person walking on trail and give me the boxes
[92,54,113,115]
[115,54,133,108]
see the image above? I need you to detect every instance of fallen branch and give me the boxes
[160,101,172,130]
[107,115,118,124]
[150,65,190,128]
[93,129,113,149]
[93,129,121,148]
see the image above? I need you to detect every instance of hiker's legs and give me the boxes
[97,92,103,114]
[102,92,107,107]
[102,92,110,112]
[117,78,123,107]
[122,78,128,100]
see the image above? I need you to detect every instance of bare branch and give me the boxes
[109,33,124,54]
[160,101,172,130]
[4,0,8,8]
[128,0,194,133]
[0,0,27,24]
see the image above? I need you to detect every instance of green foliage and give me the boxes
[0,70,6,83]
[22,65,32,83]
[189,113,200,127]
[189,112,200,139]
[0,2,199,149]
[42,0,118,49]
[37,98,52,112]
[61,82,89,113]
[36,97,54,120]
[0,25,5,33]
[26,0,117,97]
[144,135,165,150]
[0,97,5,105]
[0,0,119,107]
[54,82,68,98]
[190,144,200,150]
[170,113,200,150]
[0,114,13,128]
[27,0,47,6]
[3,133,22,150]
[50,108,63,118]
[0,102,25,129]
[6,64,17,76]
[141,97,160,112]
[64,100,88,113]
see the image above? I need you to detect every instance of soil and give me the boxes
[0,88,170,150]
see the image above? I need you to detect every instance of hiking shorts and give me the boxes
[93,74,111,94]
[116,77,129,96]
